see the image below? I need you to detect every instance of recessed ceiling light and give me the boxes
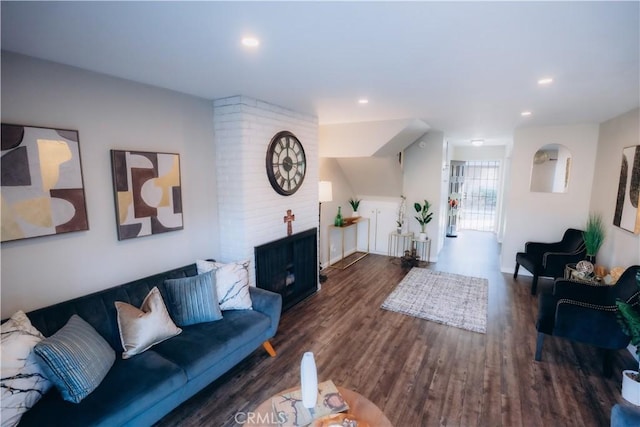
[521,111,532,117]
[241,37,260,47]
[538,77,554,85]
[471,139,484,146]
[358,98,369,104]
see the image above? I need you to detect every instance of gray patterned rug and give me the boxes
[381,268,488,333]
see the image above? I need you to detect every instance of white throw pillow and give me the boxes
[1,311,52,427]
[196,259,253,310]
[115,287,182,359]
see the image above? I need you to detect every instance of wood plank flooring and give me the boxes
[155,231,635,426]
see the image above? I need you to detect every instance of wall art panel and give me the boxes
[110,150,183,240]
[613,145,640,234]
[1,124,89,242]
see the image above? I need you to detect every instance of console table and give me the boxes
[327,218,370,269]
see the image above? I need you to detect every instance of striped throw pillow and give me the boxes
[164,271,223,326]
[33,315,115,403]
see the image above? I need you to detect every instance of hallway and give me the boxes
[433,230,502,279]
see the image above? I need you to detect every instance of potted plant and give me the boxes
[414,199,433,240]
[583,212,605,263]
[616,271,640,405]
[349,198,361,217]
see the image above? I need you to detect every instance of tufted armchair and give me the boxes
[514,228,587,295]
[535,265,640,376]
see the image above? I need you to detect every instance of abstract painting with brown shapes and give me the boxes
[110,150,183,240]
[1,124,89,242]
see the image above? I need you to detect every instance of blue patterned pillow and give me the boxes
[33,315,115,403]
[164,271,223,326]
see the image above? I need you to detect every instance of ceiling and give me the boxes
[1,1,638,147]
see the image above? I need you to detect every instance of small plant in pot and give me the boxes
[414,200,433,240]
[616,271,640,405]
[583,212,605,264]
[349,198,361,217]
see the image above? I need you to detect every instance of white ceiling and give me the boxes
[1,1,638,146]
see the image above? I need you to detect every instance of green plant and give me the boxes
[616,272,640,380]
[348,198,361,212]
[414,200,433,233]
[583,212,606,257]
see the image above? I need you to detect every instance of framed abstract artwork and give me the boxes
[110,150,183,240]
[613,145,640,234]
[1,124,89,242]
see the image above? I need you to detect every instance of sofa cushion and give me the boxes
[18,350,187,427]
[1,311,52,427]
[196,259,252,310]
[152,310,270,379]
[164,271,223,326]
[34,315,115,404]
[115,287,182,359]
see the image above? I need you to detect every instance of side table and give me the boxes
[412,237,431,263]
[388,231,414,257]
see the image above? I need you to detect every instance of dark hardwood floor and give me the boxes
[156,231,635,426]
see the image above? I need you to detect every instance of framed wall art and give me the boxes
[110,150,183,240]
[613,145,640,234]
[1,124,89,242]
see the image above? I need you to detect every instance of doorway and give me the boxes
[448,160,501,233]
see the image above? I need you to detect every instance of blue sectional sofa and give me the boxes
[18,263,282,426]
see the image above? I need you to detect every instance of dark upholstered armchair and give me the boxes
[535,265,640,376]
[513,228,586,295]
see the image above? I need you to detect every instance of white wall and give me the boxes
[589,108,640,268]
[1,52,219,317]
[403,130,446,261]
[501,124,599,272]
[213,96,319,286]
[319,119,424,157]
[451,145,506,161]
[336,156,403,197]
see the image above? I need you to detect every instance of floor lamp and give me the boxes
[318,181,333,283]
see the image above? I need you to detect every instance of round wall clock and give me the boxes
[266,130,306,196]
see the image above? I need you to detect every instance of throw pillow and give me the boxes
[115,286,182,359]
[196,259,253,310]
[164,271,223,326]
[1,311,52,427]
[33,315,115,404]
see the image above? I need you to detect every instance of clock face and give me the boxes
[266,131,306,196]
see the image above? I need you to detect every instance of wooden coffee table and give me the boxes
[245,386,392,426]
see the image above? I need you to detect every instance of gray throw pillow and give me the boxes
[33,315,115,404]
[164,271,223,326]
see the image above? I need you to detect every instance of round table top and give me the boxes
[244,386,392,427]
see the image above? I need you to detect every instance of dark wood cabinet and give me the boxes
[254,228,318,311]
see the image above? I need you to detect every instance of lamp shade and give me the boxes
[319,181,333,203]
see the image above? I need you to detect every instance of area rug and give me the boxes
[381,268,488,333]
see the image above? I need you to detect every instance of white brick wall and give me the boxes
[213,96,319,286]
